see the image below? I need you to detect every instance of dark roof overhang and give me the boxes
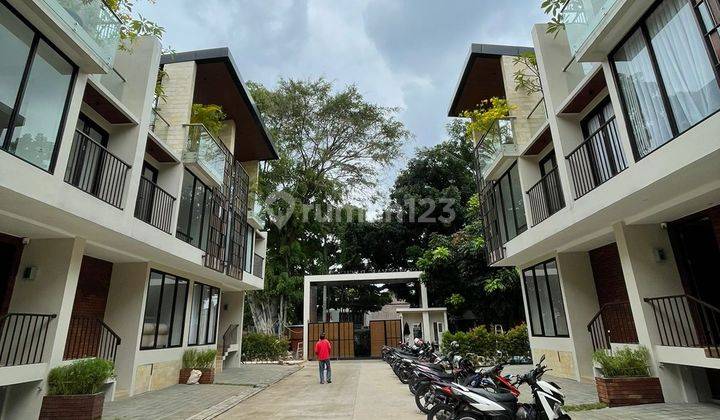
[448,44,534,117]
[161,48,278,161]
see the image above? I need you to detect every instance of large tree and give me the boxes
[246,78,410,334]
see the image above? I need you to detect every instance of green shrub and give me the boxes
[593,346,650,378]
[182,349,217,369]
[441,324,530,361]
[47,358,114,396]
[242,332,289,361]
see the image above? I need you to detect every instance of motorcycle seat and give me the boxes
[467,387,517,403]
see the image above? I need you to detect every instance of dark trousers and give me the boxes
[319,359,331,383]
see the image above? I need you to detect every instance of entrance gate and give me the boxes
[307,322,354,360]
[369,320,402,358]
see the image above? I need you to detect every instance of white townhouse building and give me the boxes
[0,1,275,418]
[451,0,720,404]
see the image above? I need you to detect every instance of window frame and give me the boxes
[609,0,720,161]
[176,168,212,250]
[140,270,189,350]
[0,0,78,173]
[187,282,221,346]
[522,258,570,338]
[490,162,527,242]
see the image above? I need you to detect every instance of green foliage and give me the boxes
[513,52,542,96]
[565,403,608,412]
[102,1,166,50]
[47,359,114,396]
[182,349,217,369]
[242,333,289,361]
[441,324,530,361]
[542,0,567,36]
[191,104,227,138]
[593,346,651,378]
[461,98,516,139]
[245,78,409,331]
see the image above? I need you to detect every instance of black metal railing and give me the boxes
[65,129,132,209]
[587,301,638,352]
[566,117,627,199]
[645,295,720,356]
[135,177,176,233]
[253,254,265,279]
[222,324,239,356]
[63,317,121,364]
[0,313,56,367]
[527,167,565,226]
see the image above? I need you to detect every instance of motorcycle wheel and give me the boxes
[426,404,454,420]
[399,369,411,384]
[414,384,434,414]
[454,412,484,420]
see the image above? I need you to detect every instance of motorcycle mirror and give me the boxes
[538,354,546,365]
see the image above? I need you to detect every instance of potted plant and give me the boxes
[593,346,664,407]
[179,349,218,384]
[40,358,114,420]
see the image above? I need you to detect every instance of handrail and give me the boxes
[183,123,227,152]
[586,301,638,351]
[73,129,132,168]
[0,313,57,366]
[644,294,720,353]
[111,67,126,83]
[100,0,124,24]
[222,324,239,356]
[526,97,546,120]
[565,117,618,158]
[526,166,560,194]
[152,107,171,128]
[63,317,122,363]
[139,176,176,201]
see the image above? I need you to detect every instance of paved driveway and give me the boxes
[218,360,424,419]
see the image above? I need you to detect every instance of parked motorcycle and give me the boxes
[425,355,569,420]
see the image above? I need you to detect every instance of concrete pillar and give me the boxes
[5,237,86,419]
[303,279,311,360]
[556,252,601,382]
[613,222,697,402]
[103,262,151,398]
[218,291,245,369]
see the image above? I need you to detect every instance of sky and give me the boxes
[138,0,547,194]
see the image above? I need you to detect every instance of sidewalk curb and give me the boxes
[185,364,305,419]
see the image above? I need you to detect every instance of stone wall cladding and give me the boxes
[158,62,197,155]
[501,56,546,149]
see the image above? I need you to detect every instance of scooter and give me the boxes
[426,355,569,420]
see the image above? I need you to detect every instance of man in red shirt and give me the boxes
[314,332,332,384]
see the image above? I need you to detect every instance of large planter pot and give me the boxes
[179,367,215,384]
[39,393,104,420]
[595,376,664,407]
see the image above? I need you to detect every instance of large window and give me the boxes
[0,1,76,172]
[612,0,720,159]
[243,224,254,273]
[176,169,213,250]
[141,270,189,350]
[188,282,221,346]
[487,163,527,244]
[522,260,569,338]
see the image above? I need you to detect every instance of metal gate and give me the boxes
[369,320,402,358]
[307,322,354,360]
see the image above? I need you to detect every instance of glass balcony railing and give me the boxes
[562,0,620,55]
[183,124,227,186]
[150,108,170,143]
[98,68,126,99]
[44,0,122,67]
[473,118,515,178]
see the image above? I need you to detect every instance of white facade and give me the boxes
[451,0,720,404]
[0,1,274,417]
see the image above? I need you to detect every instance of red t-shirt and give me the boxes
[315,339,332,361]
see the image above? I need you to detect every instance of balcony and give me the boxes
[562,0,620,56]
[42,0,122,68]
[65,129,132,209]
[63,317,121,363]
[183,124,227,186]
[97,67,126,100]
[473,118,516,180]
[526,167,566,226]
[566,116,628,199]
[135,176,176,234]
[0,313,56,367]
[253,253,265,279]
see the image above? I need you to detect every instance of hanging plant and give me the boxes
[461,98,516,140]
[191,104,227,138]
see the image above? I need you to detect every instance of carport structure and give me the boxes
[302,271,447,360]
